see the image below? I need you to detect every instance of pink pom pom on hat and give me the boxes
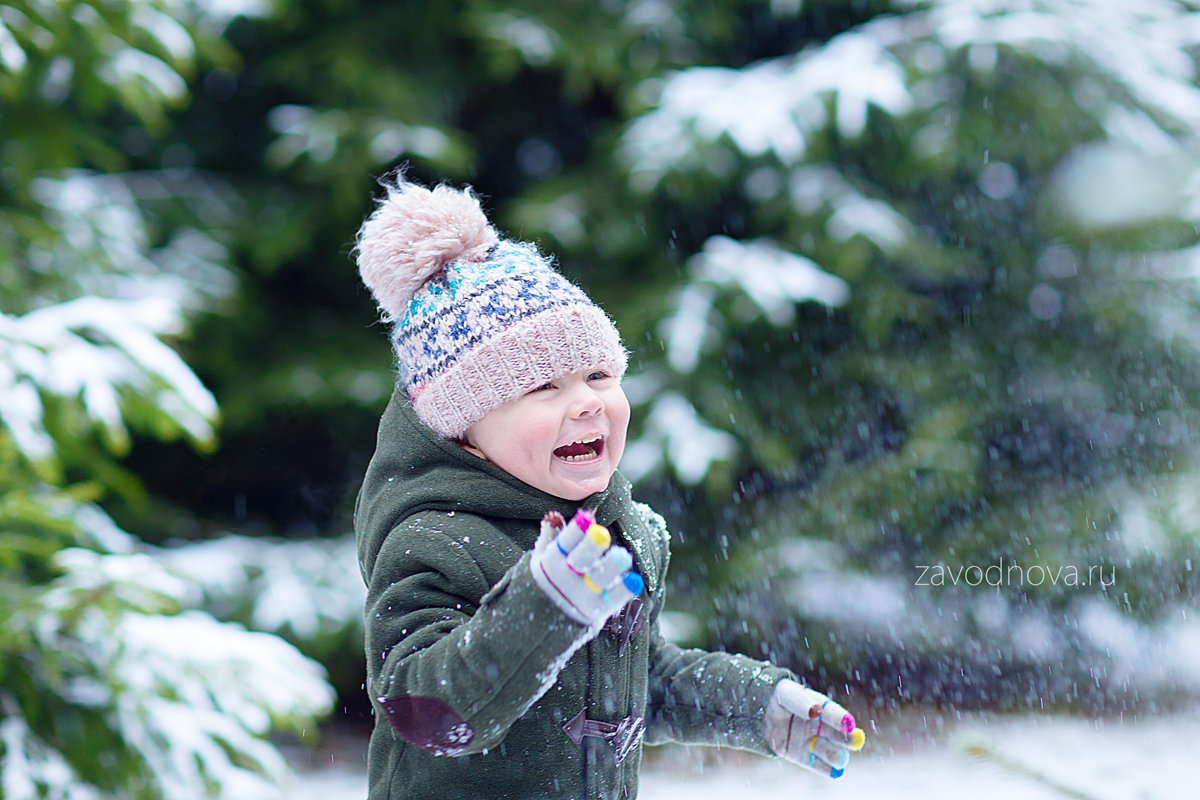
[355,176,627,439]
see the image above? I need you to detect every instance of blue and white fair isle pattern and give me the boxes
[392,241,597,393]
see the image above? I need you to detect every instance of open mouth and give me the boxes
[553,434,604,462]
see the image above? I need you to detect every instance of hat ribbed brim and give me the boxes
[410,303,627,438]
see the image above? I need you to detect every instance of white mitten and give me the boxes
[764,679,865,778]
[530,509,643,628]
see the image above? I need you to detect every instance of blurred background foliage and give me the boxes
[5,0,1200,795]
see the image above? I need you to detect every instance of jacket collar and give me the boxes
[357,388,659,591]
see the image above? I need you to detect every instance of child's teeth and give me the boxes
[555,435,602,461]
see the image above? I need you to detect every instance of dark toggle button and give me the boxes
[603,597,644,656]
[563,708,645,764]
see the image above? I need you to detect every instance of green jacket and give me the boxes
[356,390,792,799]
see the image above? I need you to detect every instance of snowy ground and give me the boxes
[285,704,1198,799]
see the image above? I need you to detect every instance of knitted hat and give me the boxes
[355,177,627,439]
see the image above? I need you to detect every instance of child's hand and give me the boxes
[764,680,866,778]
[530,509,643,628]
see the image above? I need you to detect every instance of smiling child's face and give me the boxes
[462,370,629,501]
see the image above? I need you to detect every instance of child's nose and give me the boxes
[569,385,604,417]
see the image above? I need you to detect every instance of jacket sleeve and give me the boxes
[636,505,794,755]
[643,623,793,755]
[364,511,591,756]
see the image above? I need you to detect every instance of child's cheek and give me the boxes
[525,418,563,461]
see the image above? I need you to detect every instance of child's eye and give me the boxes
[587,371,611,382]
[530,382,555,393]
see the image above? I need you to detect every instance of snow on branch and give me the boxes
[29,172,235,308]
[910,1,1200,230]
[788,165,913,252]
[154,534,364,642]
[623,392,738,485]
[622,1,1200,192]
[689,236,850,321]
[267,105,455,168]
[0,0,261,130]
[11,548,335,800]
[621,29,911,188]
[0,295,218,462]
[920,0,1200,132]
[659,236,849,374]
[0,713,98,800]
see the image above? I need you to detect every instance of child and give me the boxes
[353,176,864,799]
